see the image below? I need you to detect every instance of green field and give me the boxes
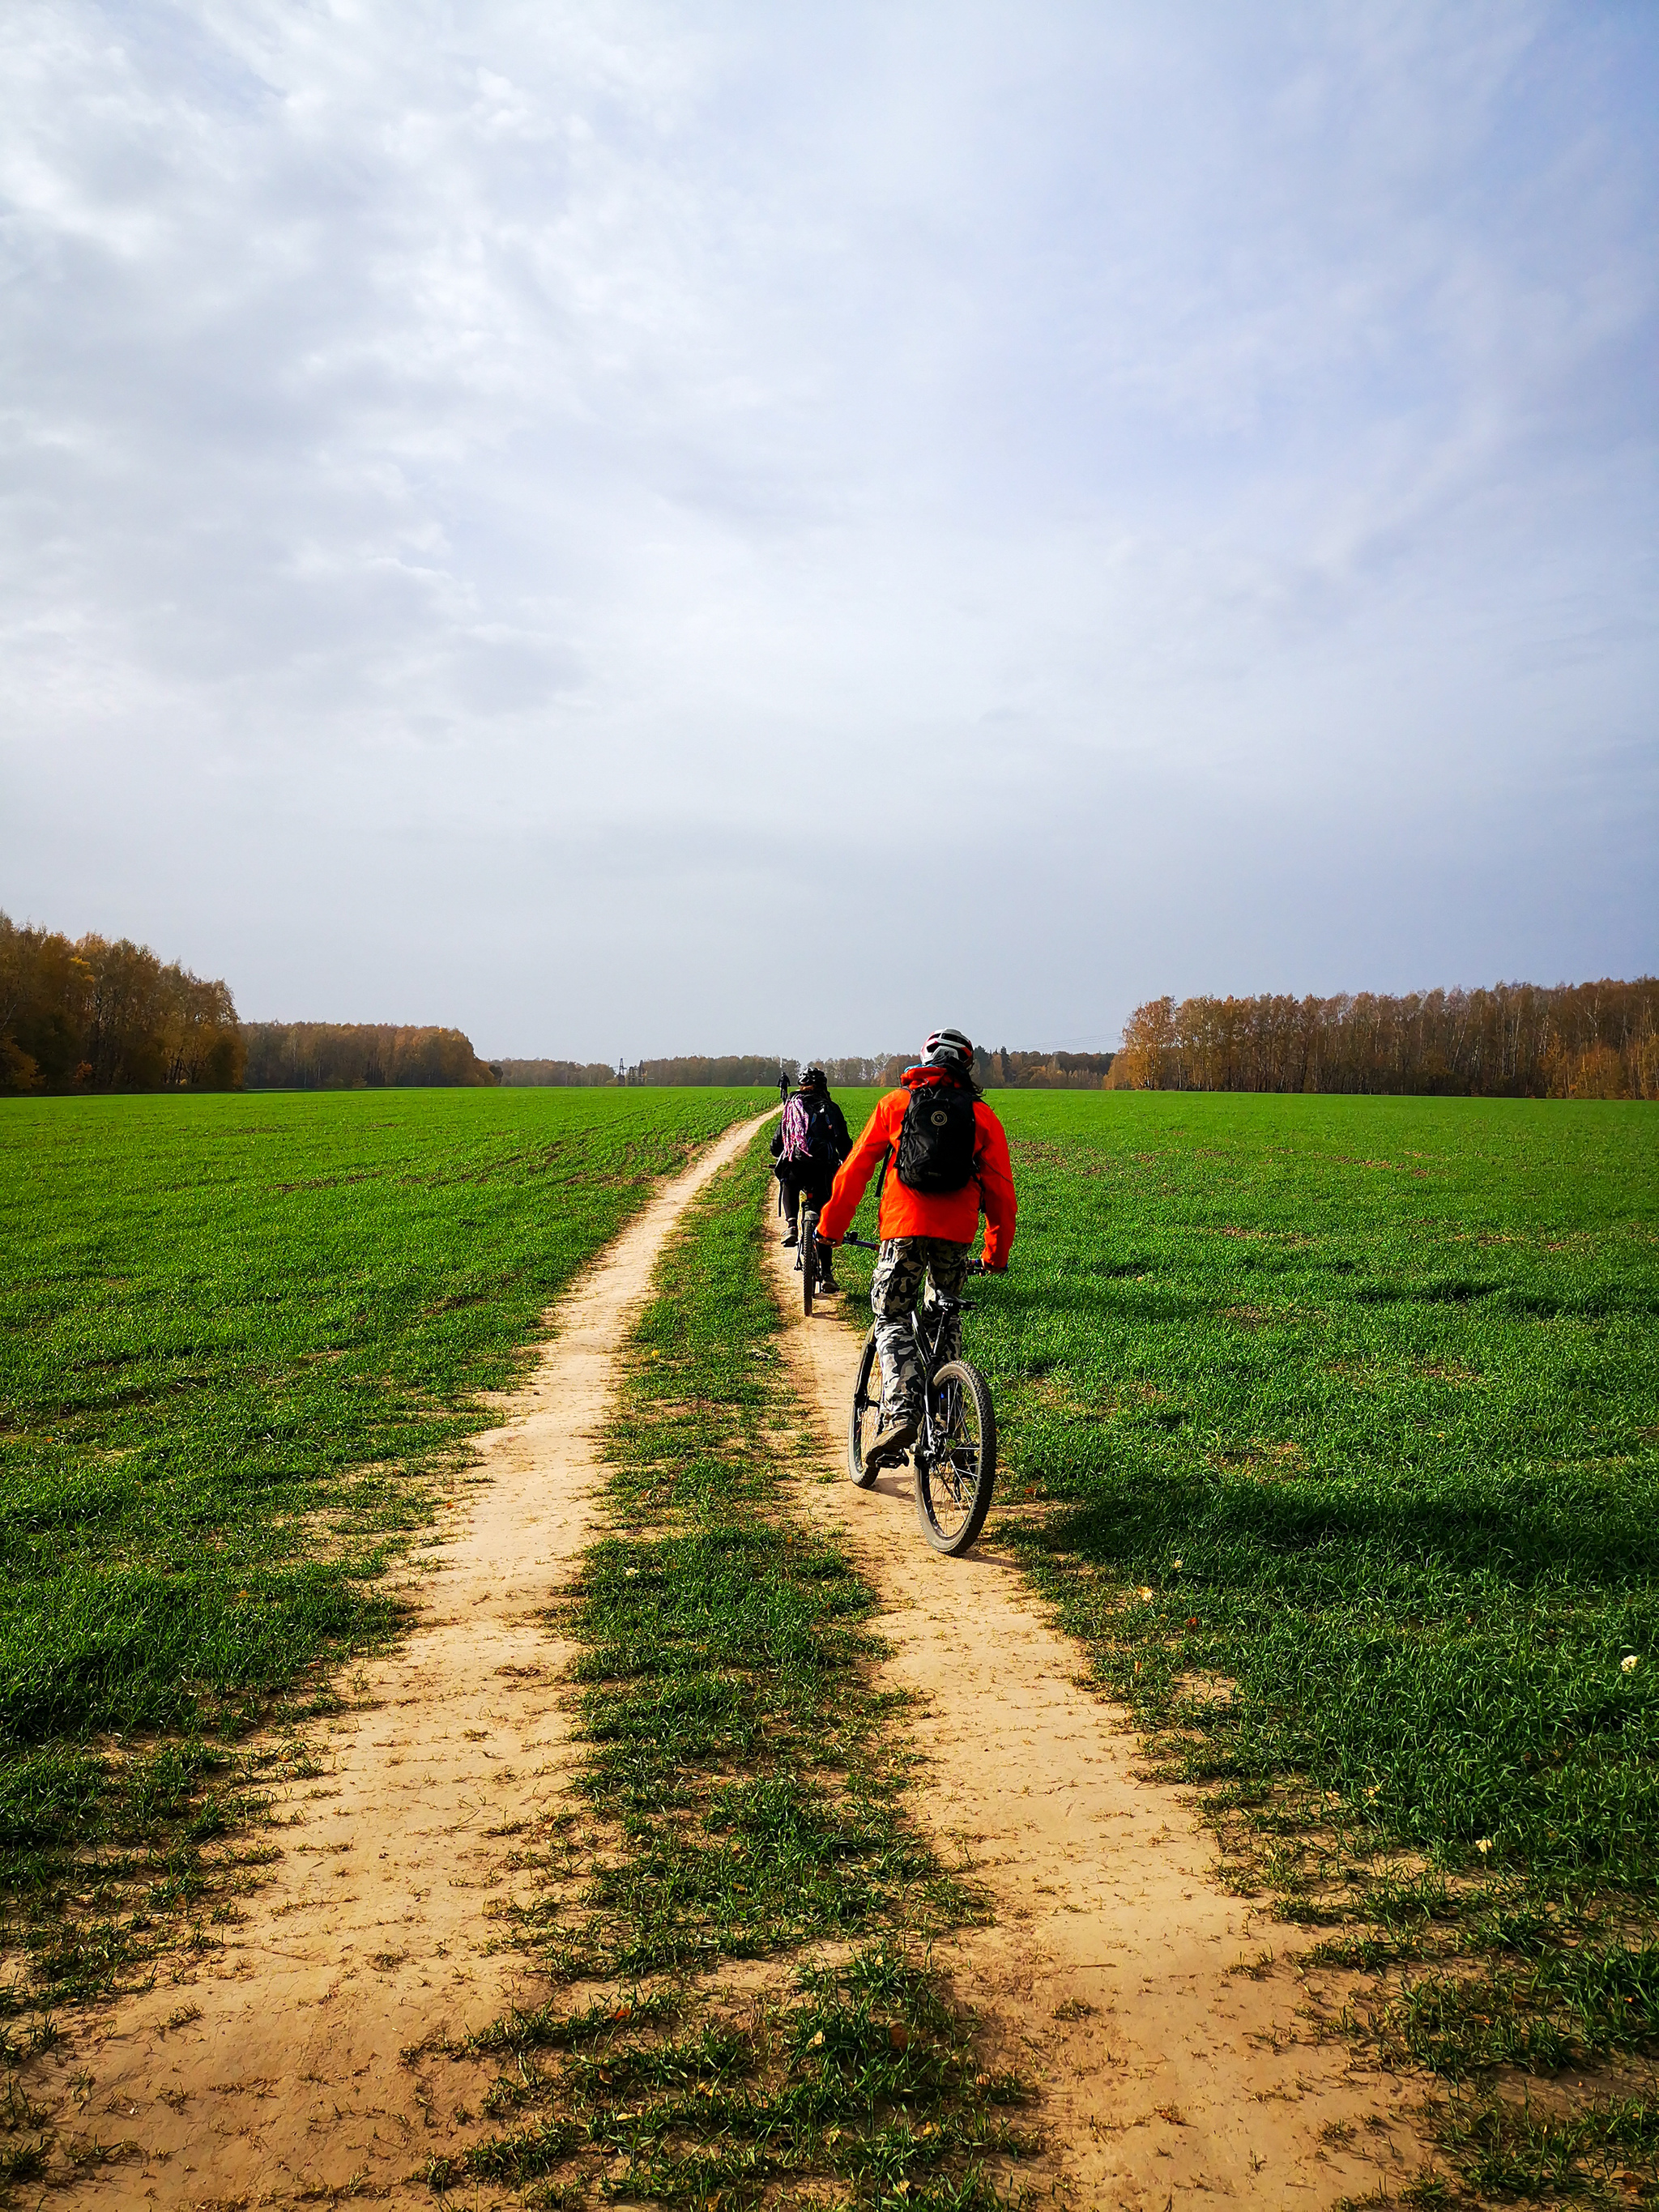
[830,1089,1659,2198]
[6,1081,1657,2200]
[0,1086,763,2003]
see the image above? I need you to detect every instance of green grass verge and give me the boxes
[829,1088,1659,2206]
[426,1137,1034,2211]
[0,1086,765,2011]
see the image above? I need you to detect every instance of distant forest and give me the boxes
[621,1055,794,1087]
[806,1049,1115,1091]
[1,911,243,1093]
[20,908,1646,1106]
[496,1055,786,1087]
[498,1055,791,1087]
[501,1049,1118,1089]
[243,1023,497,1090]
[1109,981,1659,1099]
[496,1058,621,1087]
[0,914,503,1096]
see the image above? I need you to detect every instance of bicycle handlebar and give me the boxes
[825,1231,985,1276]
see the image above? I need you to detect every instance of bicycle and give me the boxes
[839,1234,997,1557]
[798,1196,825,1315]
[783,1188,835,1316]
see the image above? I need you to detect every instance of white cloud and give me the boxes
[1,0,1654,1055]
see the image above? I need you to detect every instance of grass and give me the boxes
[0,1085,766,2012]
[422,1136,1034,2210]
[829,1087,1659,2206]
[15,1074,1651,2201]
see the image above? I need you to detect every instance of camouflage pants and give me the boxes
[870,1237,972,1424]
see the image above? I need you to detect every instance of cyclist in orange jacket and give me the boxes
[816,1027,1016,1463]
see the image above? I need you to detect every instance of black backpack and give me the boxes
[894,1083,979,1194]
[779,1092,839,1166]
[803,1095,841,1162]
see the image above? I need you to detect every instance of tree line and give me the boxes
[496,1058,620,1087]
[501,1050,1120,1089]
[1,911,244,1093]
[622,1055,789,1087]
[2,918,1127,1098]
[0,913,501,1097]
[808,1048,1115,1089]
[983,1047,1116,1089]
[242,1024,497,1090]
[1108,981,1659,1099]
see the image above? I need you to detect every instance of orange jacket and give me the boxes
[817,1068,1017,1268]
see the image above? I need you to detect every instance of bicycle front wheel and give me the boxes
[847,1328,882,1488]
[915,1359,996,1555]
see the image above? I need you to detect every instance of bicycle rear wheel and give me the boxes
[914,1359,996,1555]
[801,1211,816,1315]
[847,1328,882,1488]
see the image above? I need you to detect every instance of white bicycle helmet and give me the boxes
[922,1027,974,1070]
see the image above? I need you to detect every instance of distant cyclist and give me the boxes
[816,1027,1016,1463]
[770,1067,852,1286]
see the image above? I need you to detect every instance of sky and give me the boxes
[2,2,1655,1061]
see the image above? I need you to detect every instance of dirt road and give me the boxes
[36,1111,773,2210]
[40,1123,1416,2209]
[766,1227,1416,2210]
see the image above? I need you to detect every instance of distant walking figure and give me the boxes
[778,1069,790,1102]
[817,1028,1016,1463]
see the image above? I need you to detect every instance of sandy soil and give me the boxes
[34,1110,773,2210]
[768,1230,1420,2210]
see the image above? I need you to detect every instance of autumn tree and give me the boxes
[241,1024,497,1089]
[1107,981,1659,1098]
[0,913,244,1095]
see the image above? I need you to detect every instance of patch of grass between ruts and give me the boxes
[424,1137,1034,2210]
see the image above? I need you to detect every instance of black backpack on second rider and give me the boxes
[778,1091,843,1169]
[894,1082,979,1195]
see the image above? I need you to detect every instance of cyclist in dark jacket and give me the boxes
[770,1067,851,1285]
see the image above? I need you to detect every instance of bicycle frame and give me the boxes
[840,1233,979,1468]
[793,1194,838,1313]
[908,1287,972,1469]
